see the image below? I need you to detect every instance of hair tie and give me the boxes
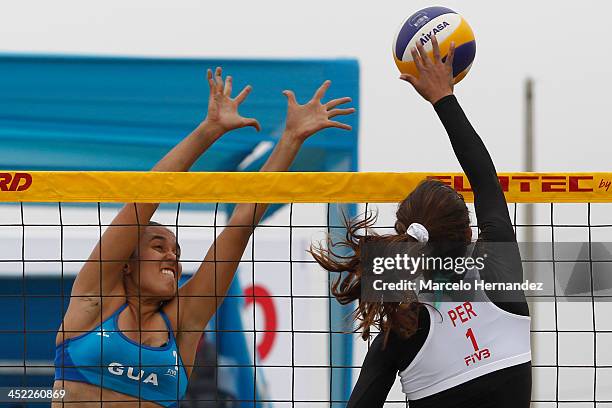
[406,223,429,243]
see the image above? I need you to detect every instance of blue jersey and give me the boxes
[54,303,188,407]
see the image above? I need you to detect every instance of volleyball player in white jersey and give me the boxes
[311,36,531,407]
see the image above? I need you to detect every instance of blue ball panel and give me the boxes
[395,6,457,59]
[445,40,476,77]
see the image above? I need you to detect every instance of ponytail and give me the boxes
[309,212,425,346]
[310,179,470,346]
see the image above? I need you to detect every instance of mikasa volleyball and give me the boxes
[393,6,476,83]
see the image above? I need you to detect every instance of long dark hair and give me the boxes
[310,179,470,345]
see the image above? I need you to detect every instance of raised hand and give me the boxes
[400,35,456,104]
[204,67,261,134]
[282,80,355,142]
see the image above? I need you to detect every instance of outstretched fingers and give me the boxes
[313,80,331,102]
[326,96,352,110]
[411,47,425,72]
[207,69,215,93]
[445,41,456,69]
[323,89,354,129]
[399,74,418,86]
[328,108,356,119]
[234,85,253,104]
[431,35,441,62]
[416,42,431,67]
[241,117,261,132]
[283,90,298,105]
[214,67,224,93]
[327,120,352,131]
[224,75,233,97]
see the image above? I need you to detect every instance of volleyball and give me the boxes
[393,6,476,84]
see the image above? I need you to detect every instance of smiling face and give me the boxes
[124,225,182,301]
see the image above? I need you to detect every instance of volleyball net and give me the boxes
[1,171,611,407]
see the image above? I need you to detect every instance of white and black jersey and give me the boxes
[399,268,531,400]
[347,96,532,408]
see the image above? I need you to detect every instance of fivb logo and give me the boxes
[108,362,159,386]
[0,173,32,192]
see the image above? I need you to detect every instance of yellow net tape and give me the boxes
[1,171,612,203]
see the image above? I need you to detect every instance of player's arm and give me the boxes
[68,68,260,310]
[347,333,400,408]
[349,307,430,407]
[433,88,527,307]
[176,80,355,331]
[402,38,528,314]
[401,36,514,243]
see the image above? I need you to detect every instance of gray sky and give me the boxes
[1,0,610,172]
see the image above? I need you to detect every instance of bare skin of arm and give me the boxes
[57,67,260,343]
[169,81,355,372]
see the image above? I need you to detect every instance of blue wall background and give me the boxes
[0,55,359,406]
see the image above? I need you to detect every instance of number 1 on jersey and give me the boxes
[466,327,479,352]
[464,327,491,366]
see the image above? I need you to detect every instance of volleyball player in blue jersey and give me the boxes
[312,36,531,407]
[53,68,355,407]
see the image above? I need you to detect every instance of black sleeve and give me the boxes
[433,95,528,316]
[433,95,514,243]
[348,309,431,407]
[346,333,398,408]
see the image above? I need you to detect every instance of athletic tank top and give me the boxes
[54,303,188,407]
[399,268,531,400]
